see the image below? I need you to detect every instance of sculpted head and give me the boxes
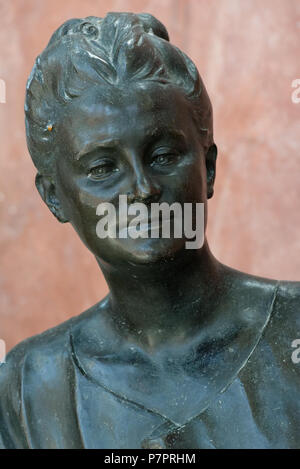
[25,12,217,266]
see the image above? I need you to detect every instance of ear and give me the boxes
[35,173,68,223]
[205,144,218,199]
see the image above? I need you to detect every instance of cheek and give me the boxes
[69,191,100,243]
[180,159,207,203]
[55,169,96,239]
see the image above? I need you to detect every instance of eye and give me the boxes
[88,161,119,180]
[151,152,179,167]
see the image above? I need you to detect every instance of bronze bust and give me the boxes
[0,12,299,449]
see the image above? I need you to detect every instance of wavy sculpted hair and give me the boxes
[25,12,214,178]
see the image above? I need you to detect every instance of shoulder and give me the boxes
[218,264,279,321]
[265,280,300,341]
[2,314,76,375]
[233,273,300,374]
[0,301,103,448]
[219,263,300,333]
[220,265,300,382]
[274,279,300,309]
[221,262,300,307]
[1,298,106,373]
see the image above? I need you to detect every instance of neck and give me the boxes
[96,240,222,350]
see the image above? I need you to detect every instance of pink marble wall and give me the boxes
[0,0,299,352]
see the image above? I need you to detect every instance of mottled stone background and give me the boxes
[0,0,299,352]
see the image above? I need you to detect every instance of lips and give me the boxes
[118,217,170,238]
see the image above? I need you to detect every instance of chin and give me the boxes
[91,235,189,268]
[120,237,188,265]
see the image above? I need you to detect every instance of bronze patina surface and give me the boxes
[0,12,299,449]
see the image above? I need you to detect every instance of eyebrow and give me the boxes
[74,128,187,161]
[74,139,121,160]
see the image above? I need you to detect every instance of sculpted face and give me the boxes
[42,83,216,266]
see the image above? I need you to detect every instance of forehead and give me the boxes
[59,84,196,156]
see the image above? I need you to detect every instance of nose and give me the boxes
[126,165,161,205]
